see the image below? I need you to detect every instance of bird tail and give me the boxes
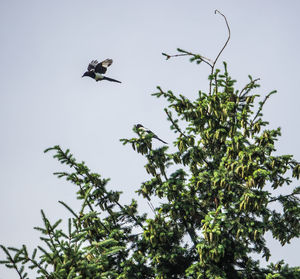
[154,136,168,144]
[103,76,122,83]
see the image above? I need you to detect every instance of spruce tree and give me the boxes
[1,11,299,279]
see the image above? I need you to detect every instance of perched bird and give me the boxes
[136,124,167,144]
[82,59,121,83]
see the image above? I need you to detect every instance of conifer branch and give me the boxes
[239,78,260,98]
[165,109,187,138]
[0,245,25,279]
[250,90,277,126]
[268,192,300,203]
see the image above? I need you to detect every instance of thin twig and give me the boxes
[115,200,145,229]
[213,10,231,69]
[162,171,169,182]
[165,109,187,138]
[268,193,299,203]
[250,91,276,126]
[163,53,189,59]
[26,256,51,278]
[209,10,231,95]
[163,51,213,68]
[147,201,156,215]
[239,78,260,98]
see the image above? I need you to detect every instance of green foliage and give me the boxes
[1,55,300,279]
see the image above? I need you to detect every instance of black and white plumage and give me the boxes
[136,124,167,144]
[82,59,121,83]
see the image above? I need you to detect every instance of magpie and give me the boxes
[136,124,167,144]
[82,59,121,83]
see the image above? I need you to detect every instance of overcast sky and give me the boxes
[1,1,300,278]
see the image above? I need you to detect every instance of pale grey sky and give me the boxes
[1,1,299,278]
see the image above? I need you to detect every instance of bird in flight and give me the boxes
[136,124,167,144]
[82,59,121,83]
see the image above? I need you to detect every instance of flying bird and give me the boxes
[82,59,121,83]
[136,124,167,144]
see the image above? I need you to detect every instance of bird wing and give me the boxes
[87,60,99,71]
[101,58,113,68]
[95,59,113,74]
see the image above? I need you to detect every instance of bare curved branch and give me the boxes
[209,10,231,95]
[213,10,231,69]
